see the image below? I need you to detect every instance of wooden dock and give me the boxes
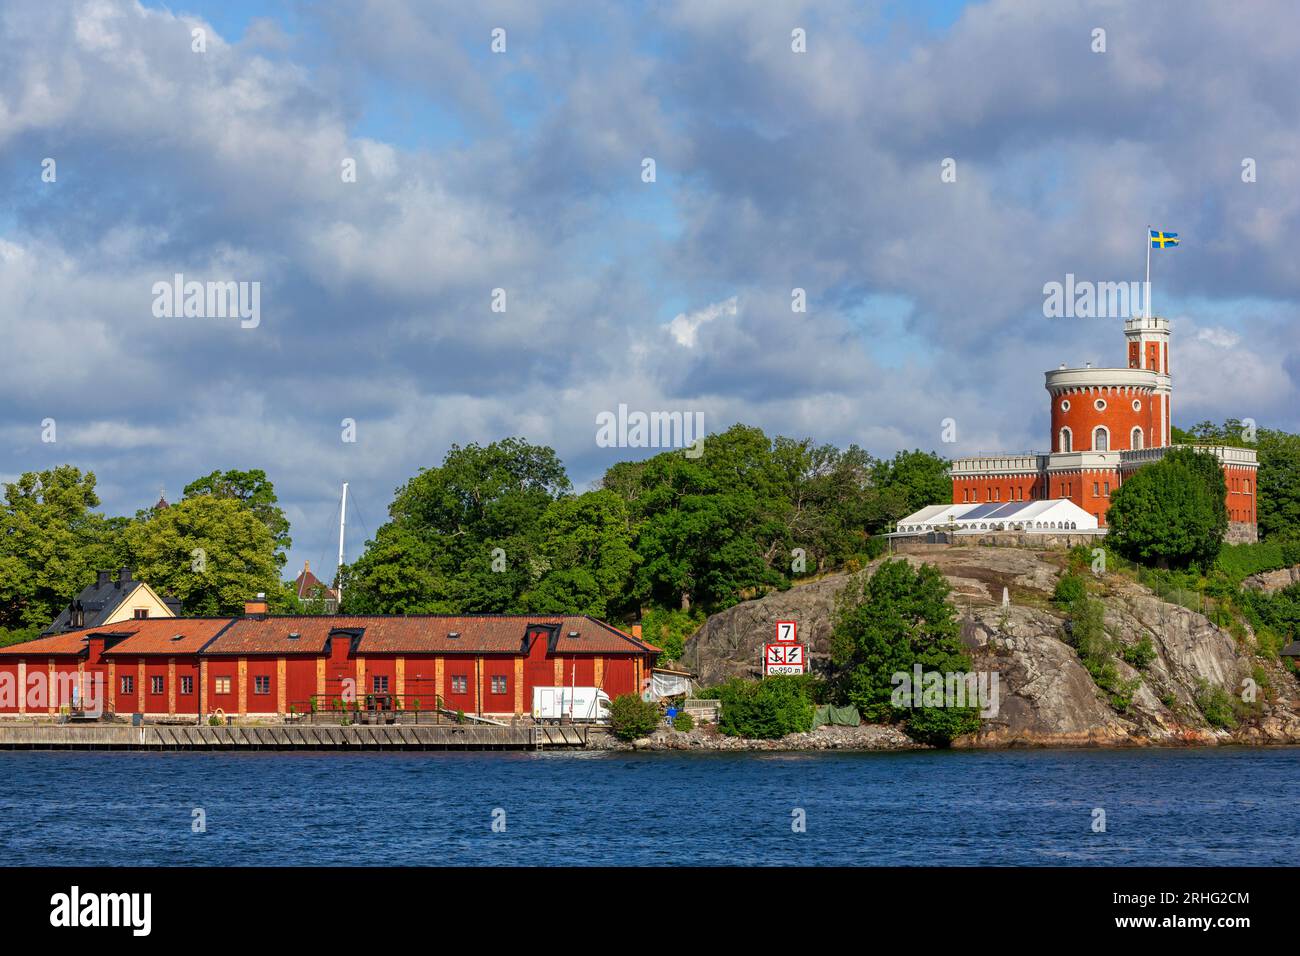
[0,722,599,751]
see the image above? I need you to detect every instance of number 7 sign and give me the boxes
[776,621,797,643]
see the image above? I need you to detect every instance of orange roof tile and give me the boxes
[0,630,95,657]
[101,619,233,656]
[202,615,660,656]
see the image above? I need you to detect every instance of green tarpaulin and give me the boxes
[812,704,861,728]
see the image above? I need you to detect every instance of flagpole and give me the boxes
[1145,224,1151,320]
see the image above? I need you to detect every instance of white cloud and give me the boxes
[665,296,737,348]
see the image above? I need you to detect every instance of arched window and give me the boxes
[1131,427,1143,450]
[1059,427,1073,452]
[1093,426,1109,451]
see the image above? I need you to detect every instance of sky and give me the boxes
[2,0,1298,581]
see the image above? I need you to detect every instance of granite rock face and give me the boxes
[1242,566,1300,594]
[681,547,1300,748]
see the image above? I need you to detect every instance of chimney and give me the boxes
[244,592,268,617]
[631,624,643,639]
[304,560,310,572]
[118,567,132,585]
[97,570,111,587]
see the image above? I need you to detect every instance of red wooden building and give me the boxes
[0,604,659,720]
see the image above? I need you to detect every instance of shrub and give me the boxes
[904,704,979,747]
[608,693,661,740]
[1065,597,1139,712]
[1214,541,1287,585]
[717,676,814,739]
[1193,678,1237,729]
[640,607,704,665]
[1121,636,1157,670]
[1053,573,1087,606]
[672,711,694,732]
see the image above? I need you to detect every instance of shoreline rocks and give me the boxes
[608,723,924,752]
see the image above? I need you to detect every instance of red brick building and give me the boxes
[950,314,1259,538]
[0,607,659,720]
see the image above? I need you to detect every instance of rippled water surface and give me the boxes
[2,748,1296,865]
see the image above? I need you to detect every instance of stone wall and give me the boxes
[1226,521,1259,544]
[891,532,1103,553]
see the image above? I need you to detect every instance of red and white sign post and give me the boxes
[763,642,806,676]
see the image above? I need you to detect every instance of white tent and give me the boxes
[892,498,1101,535]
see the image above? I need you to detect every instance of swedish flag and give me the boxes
[1150,229,1179,249]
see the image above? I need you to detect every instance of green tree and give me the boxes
[523,490,640,617]
[1107,448,1225,568]
[0,467,119,632]
[340,438,571,613]
[123,495,283,616]
[1256,430,1300,541]
[183,469,292,566]
[830,559,979,743]
[869,450,952,529]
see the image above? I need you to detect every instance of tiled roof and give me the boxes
[203,615,660,656]
[0,630,94,657]
[101,619,233,656]
[204,617,337,655]
[2,615,661,658]
[294,565,338,601]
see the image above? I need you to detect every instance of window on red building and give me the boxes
[151,676,163,694]
[214,677,231,695]
[121,675,134,694]
[373,675,389,693]
[492,676,507,694]
[451,675,467,694]
[254,676,271,695]
[181,676,193,695]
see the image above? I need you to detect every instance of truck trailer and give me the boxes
[531,686,613,723]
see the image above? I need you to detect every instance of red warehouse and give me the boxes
[0,607,660,720]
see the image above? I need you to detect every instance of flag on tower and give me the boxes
[1149,229,1179,249]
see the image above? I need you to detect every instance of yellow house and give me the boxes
[44,568,180,635]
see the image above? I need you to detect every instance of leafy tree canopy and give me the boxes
[830,558,977,743]
[183,468,292,565]
[1106,447,1226,568]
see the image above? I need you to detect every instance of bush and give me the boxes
[1214,541,1288,585]
[717,676,814,739]
[608,693,660,740]
[1064,596,1140,712]
[672,711,694,732]
[1053,573,1087,606]
[640,607,704,665]
[903,704,979,747]
[1121,636,1157,670]
[1193,678,1237,729]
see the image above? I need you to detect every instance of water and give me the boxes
[2,748,1296,866]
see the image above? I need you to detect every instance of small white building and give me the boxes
[891,498,1102,537]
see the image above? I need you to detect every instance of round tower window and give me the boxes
[1132,399,1141,411]
[1094,399,1107,411]
[1060,399,1071,411]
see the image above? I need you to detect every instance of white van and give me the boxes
[532,687,613,723]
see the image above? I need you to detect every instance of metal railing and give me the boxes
[288,694,451,725]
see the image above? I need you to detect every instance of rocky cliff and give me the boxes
[681,546,1300,747]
